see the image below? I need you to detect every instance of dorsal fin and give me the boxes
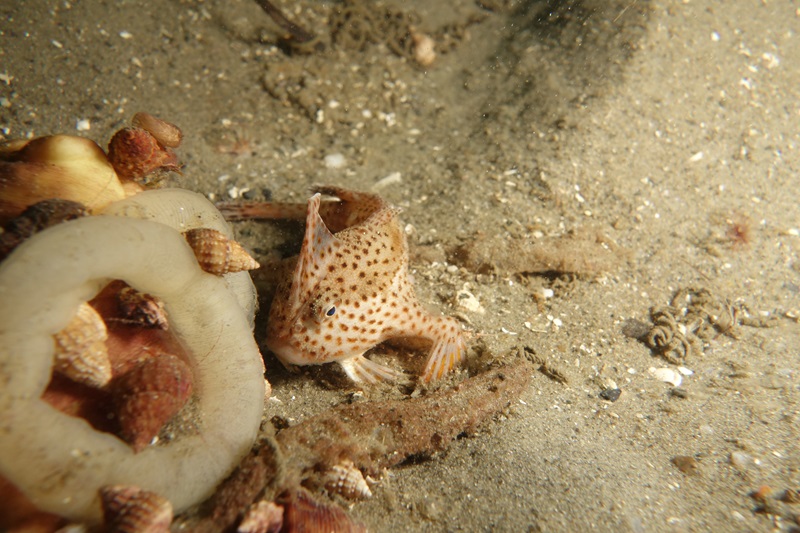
[286,193,339,323]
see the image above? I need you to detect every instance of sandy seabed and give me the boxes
[1,0,799,531]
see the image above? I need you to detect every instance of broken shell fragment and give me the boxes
[322,460,373,500]
[100,485,172,533]
[649,366,682,387]
[280,489,366,533]
[131,112,183,149]
[237,500,284,533]
[184,228,260,275]
[411,31,436,67]
[117,286,169,330]
[53,302,112,389]
[113,352,193,452]
[107,127,181,182]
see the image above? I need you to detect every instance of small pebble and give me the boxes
[455,290,484,314]
[228,185,249,199]
[348,391,365,404]
[599,388,622,402]
[373,171,402,190]
[781,488,800,504]
[671,455,699,475]
[323,152,346,169]
[270,415,290,431]
[730,451,754,471]
[750,485,772,502]
[670,387,689,399]
[75,118,91,131]
[621,318,651,340]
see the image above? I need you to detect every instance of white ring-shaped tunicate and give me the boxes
[100,188,258,328]
[0,215,266,522]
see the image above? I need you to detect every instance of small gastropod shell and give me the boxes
[113,352,193,452]
[183,228,260,275]
[100,485,172,533]
[237,500,284,533]
[321,460,373,500]
[53,302,112,388]
[106,125,181,182]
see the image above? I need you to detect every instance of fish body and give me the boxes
[248,186,465,383]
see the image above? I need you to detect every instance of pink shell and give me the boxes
[237,500,284,533]
[280,489,366,533]
[113,352,193,452]
[100,485,173,533]
[106,127,181,182]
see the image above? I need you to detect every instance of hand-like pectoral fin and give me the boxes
[339,355,408,384]
[421,319,467,383]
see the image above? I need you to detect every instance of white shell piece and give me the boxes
[456,289,485,314]
[322,461,373,500]
[649,367,682,387]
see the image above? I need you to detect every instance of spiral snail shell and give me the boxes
[100,485,173,533]
[52,302,112,389]
[184,228,260,276]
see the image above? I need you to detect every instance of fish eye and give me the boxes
[311,298,340,323]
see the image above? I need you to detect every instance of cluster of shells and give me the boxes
[0,114,385,532]
[0,114,266,530]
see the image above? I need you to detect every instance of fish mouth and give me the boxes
[265,332,308,366]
